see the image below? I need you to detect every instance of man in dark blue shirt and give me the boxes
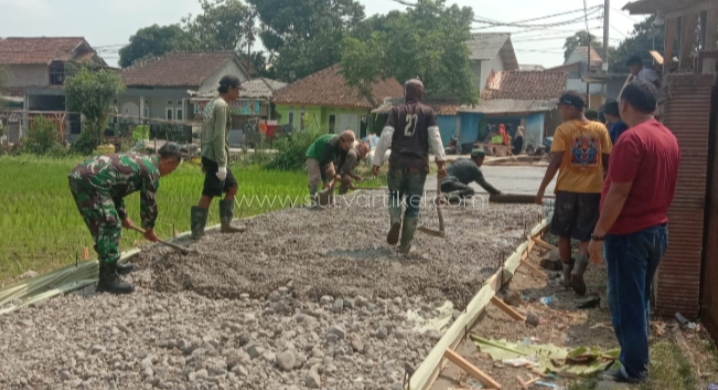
[604,98,629,144]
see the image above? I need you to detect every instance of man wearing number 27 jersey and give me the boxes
[372,79,447,254]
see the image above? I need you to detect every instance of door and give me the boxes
[338,114,359,134]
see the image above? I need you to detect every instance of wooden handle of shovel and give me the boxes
[436,180,445,235]
[128,226,190,255]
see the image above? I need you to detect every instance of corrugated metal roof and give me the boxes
[654,73,715,319]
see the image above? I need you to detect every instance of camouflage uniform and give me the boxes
[68,154,160,265]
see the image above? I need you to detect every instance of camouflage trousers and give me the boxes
[68,178,122,265]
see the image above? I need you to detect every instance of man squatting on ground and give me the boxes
[68,144,182,294]
[589,81,680,384]
[441,148,501,202]
[191,76,246,240]
[337,141,370,195]
[372,79,447,254]
[305,130,356,201]
[536,92,612,296]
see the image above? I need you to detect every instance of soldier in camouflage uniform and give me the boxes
[68,143,182,294]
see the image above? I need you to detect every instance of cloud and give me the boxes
[0,0,50,13]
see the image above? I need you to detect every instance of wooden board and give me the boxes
[443,348,502,389]
[409,217,551,390]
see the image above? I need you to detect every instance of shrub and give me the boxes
[266,129,324,171]
[23,116,65,156]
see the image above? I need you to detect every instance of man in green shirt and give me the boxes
[68,144,182,294]
[305,130,356,203]
[191,75,247,240]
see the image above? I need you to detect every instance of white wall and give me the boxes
[198,60,249,96]
[567,78,602,94]
[478,56,506,92]
[118,96,188,123]
[5,65,48,88]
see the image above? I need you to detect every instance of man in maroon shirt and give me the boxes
[588,80,680,383]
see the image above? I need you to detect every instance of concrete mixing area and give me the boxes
[0,187,544,390]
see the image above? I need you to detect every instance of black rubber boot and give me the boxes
[387,205,402,246]
[571,254,589,296]
[191,206,209,241]
[561,259,575,288]
[96,263,134,295]
[399,218,419,254]
[115,262,135,275]
[219,200,246,233]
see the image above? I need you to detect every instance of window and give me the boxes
[143,106,150,118]
[166,108,173,120]
[176,108,184,121]
[328,115,336,133]
[167,100,173,105]
[287,112,294,129]
[300,112,306,131]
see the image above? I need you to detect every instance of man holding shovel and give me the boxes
[305,130,356,206]
[68,143,182,294]
[372,79,447,254]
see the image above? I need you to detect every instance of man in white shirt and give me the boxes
[627,56,661,89]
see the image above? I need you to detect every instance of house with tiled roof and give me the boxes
[272,65,403,136]
[467,33,520,90]
[0,37,107,142]
[457,71,569,150]
[118,51,250,132]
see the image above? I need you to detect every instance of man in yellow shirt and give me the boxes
[536,92,612,296]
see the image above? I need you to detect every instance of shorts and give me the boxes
[550,191,601,242]
[202,157,238,198]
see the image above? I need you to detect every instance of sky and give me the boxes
[0,0,646,69]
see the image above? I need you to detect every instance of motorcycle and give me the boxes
[444,135,460,155]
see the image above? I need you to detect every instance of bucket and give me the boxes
[96,144,115,155]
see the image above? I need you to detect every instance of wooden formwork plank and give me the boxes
[490,296,527,322]
[408,217,550,390]
[443,348,502,389]
[532,237,558,252]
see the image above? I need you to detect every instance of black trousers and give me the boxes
[441,176,475,198]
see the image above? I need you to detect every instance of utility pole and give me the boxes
[602,0,610,98]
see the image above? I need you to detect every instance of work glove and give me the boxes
[217,167,227,181]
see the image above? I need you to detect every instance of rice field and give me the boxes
[0,155,383,282]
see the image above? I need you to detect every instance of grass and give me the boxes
[0,155,386,282]
[568,339,698,390]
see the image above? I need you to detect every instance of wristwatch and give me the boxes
[591,234,605,241]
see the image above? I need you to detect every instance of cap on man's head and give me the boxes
[603,98,620,117]
[471,148,486,158]
[626,55,643,67]
[558,92,585,110]
[404,79,425,102]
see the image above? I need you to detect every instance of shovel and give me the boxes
[418,180,445,238]
[128,225,193,255]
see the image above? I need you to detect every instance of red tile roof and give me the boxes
[481,71,568,101]
[0,37,99,65]
[121,51,242,88]
[273,65,404,109]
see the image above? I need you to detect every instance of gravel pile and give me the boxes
[0,277,446,390]
[0,195,542,389]
[145,194,542,308]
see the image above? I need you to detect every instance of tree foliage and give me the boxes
[609,16,665,73]
[118,24,197,68]
[246,0,365,82]
[65,66,126,155]
[341,0,478,104]
[563,31,604,63]
[183,0,255,52]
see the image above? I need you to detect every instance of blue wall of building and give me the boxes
[437,115,458,146]
[460,113,483,144]
[525,113,545,150]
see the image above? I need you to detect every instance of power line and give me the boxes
[472,6,601,29]
[610,6,639,23]
[610,24,628,37]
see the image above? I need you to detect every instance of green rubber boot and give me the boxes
[387,205,403,245]
[399,217,419,254]
[191,206,209,241]
[219,200,246,233]
[571,254,589,296]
